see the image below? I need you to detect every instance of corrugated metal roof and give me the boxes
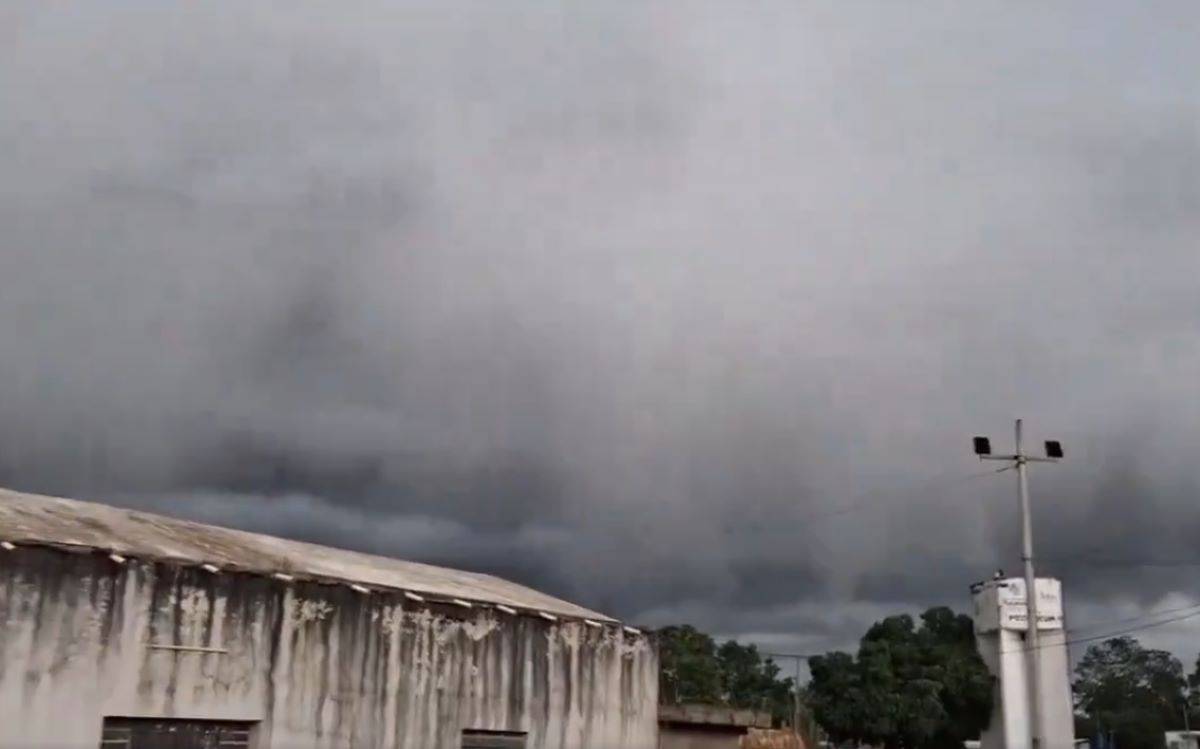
[0,487,616,623]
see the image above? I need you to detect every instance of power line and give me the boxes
[1045,557,1200,569]
[764,652,816,660]
[1001,603,1200,655]
[1069,601,1200,635]
[792,468,1002,526]
[1067,605,1200,648]
[763,652,815,739]
[763,461,1200,660]
[785,465,1198,594]
[784,468,1004,574]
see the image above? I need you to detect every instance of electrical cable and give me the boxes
[792,468,1002,526]
[1000,603,1200,655]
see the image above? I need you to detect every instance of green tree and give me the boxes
[717,640,794,720]
[807,651,866,743]
[1188,653,1200,728]
[655,626,796,723]
[657,625,722,704]
[1074,636,1186,749]
[807,607,994,749]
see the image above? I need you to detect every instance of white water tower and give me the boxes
[972,577,1075,749]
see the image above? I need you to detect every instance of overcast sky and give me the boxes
[3,1,1199,665]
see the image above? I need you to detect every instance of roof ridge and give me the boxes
[0,486,617,623]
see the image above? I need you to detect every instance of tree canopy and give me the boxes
[656,625,795,723]
[806,606,994,749]
[658,612,1200,749]
[1074,636,1187,749]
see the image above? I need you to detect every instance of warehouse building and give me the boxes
[0,488,658,749]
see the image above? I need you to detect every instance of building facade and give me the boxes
[0,489,658,748]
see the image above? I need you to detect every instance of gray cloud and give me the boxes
[2,0,1199,658]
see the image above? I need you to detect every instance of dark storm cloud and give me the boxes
[3,0,1199,657]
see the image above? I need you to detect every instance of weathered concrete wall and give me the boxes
[0,547,658,748]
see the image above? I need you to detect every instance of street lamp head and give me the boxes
[1045,440,1064,459]
[973,436,992,456]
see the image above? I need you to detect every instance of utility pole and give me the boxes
[1183,690,1193,742]
[973,420,1063,749]
[765,652,812,742]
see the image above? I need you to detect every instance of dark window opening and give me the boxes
[462,729,528,749]
[101,718,256,749]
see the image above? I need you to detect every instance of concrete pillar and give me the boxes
[972,578,1075,749]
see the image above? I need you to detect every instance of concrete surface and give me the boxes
[0,544,657,748]
[973,577,1075,749]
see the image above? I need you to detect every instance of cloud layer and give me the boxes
[3,0,1199,659]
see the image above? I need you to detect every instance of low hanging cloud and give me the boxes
[2,0,1199,658]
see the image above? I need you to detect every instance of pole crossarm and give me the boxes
[978,454,1059,464]
[971,419,1064,749]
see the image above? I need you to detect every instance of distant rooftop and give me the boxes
[0,487,616,623]
[658,704,772,730]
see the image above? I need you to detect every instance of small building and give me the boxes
[658,704,793,749]
[1166,731,1200,749]
[0,487,658,748]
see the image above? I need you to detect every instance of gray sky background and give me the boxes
[3,1,1199,666]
